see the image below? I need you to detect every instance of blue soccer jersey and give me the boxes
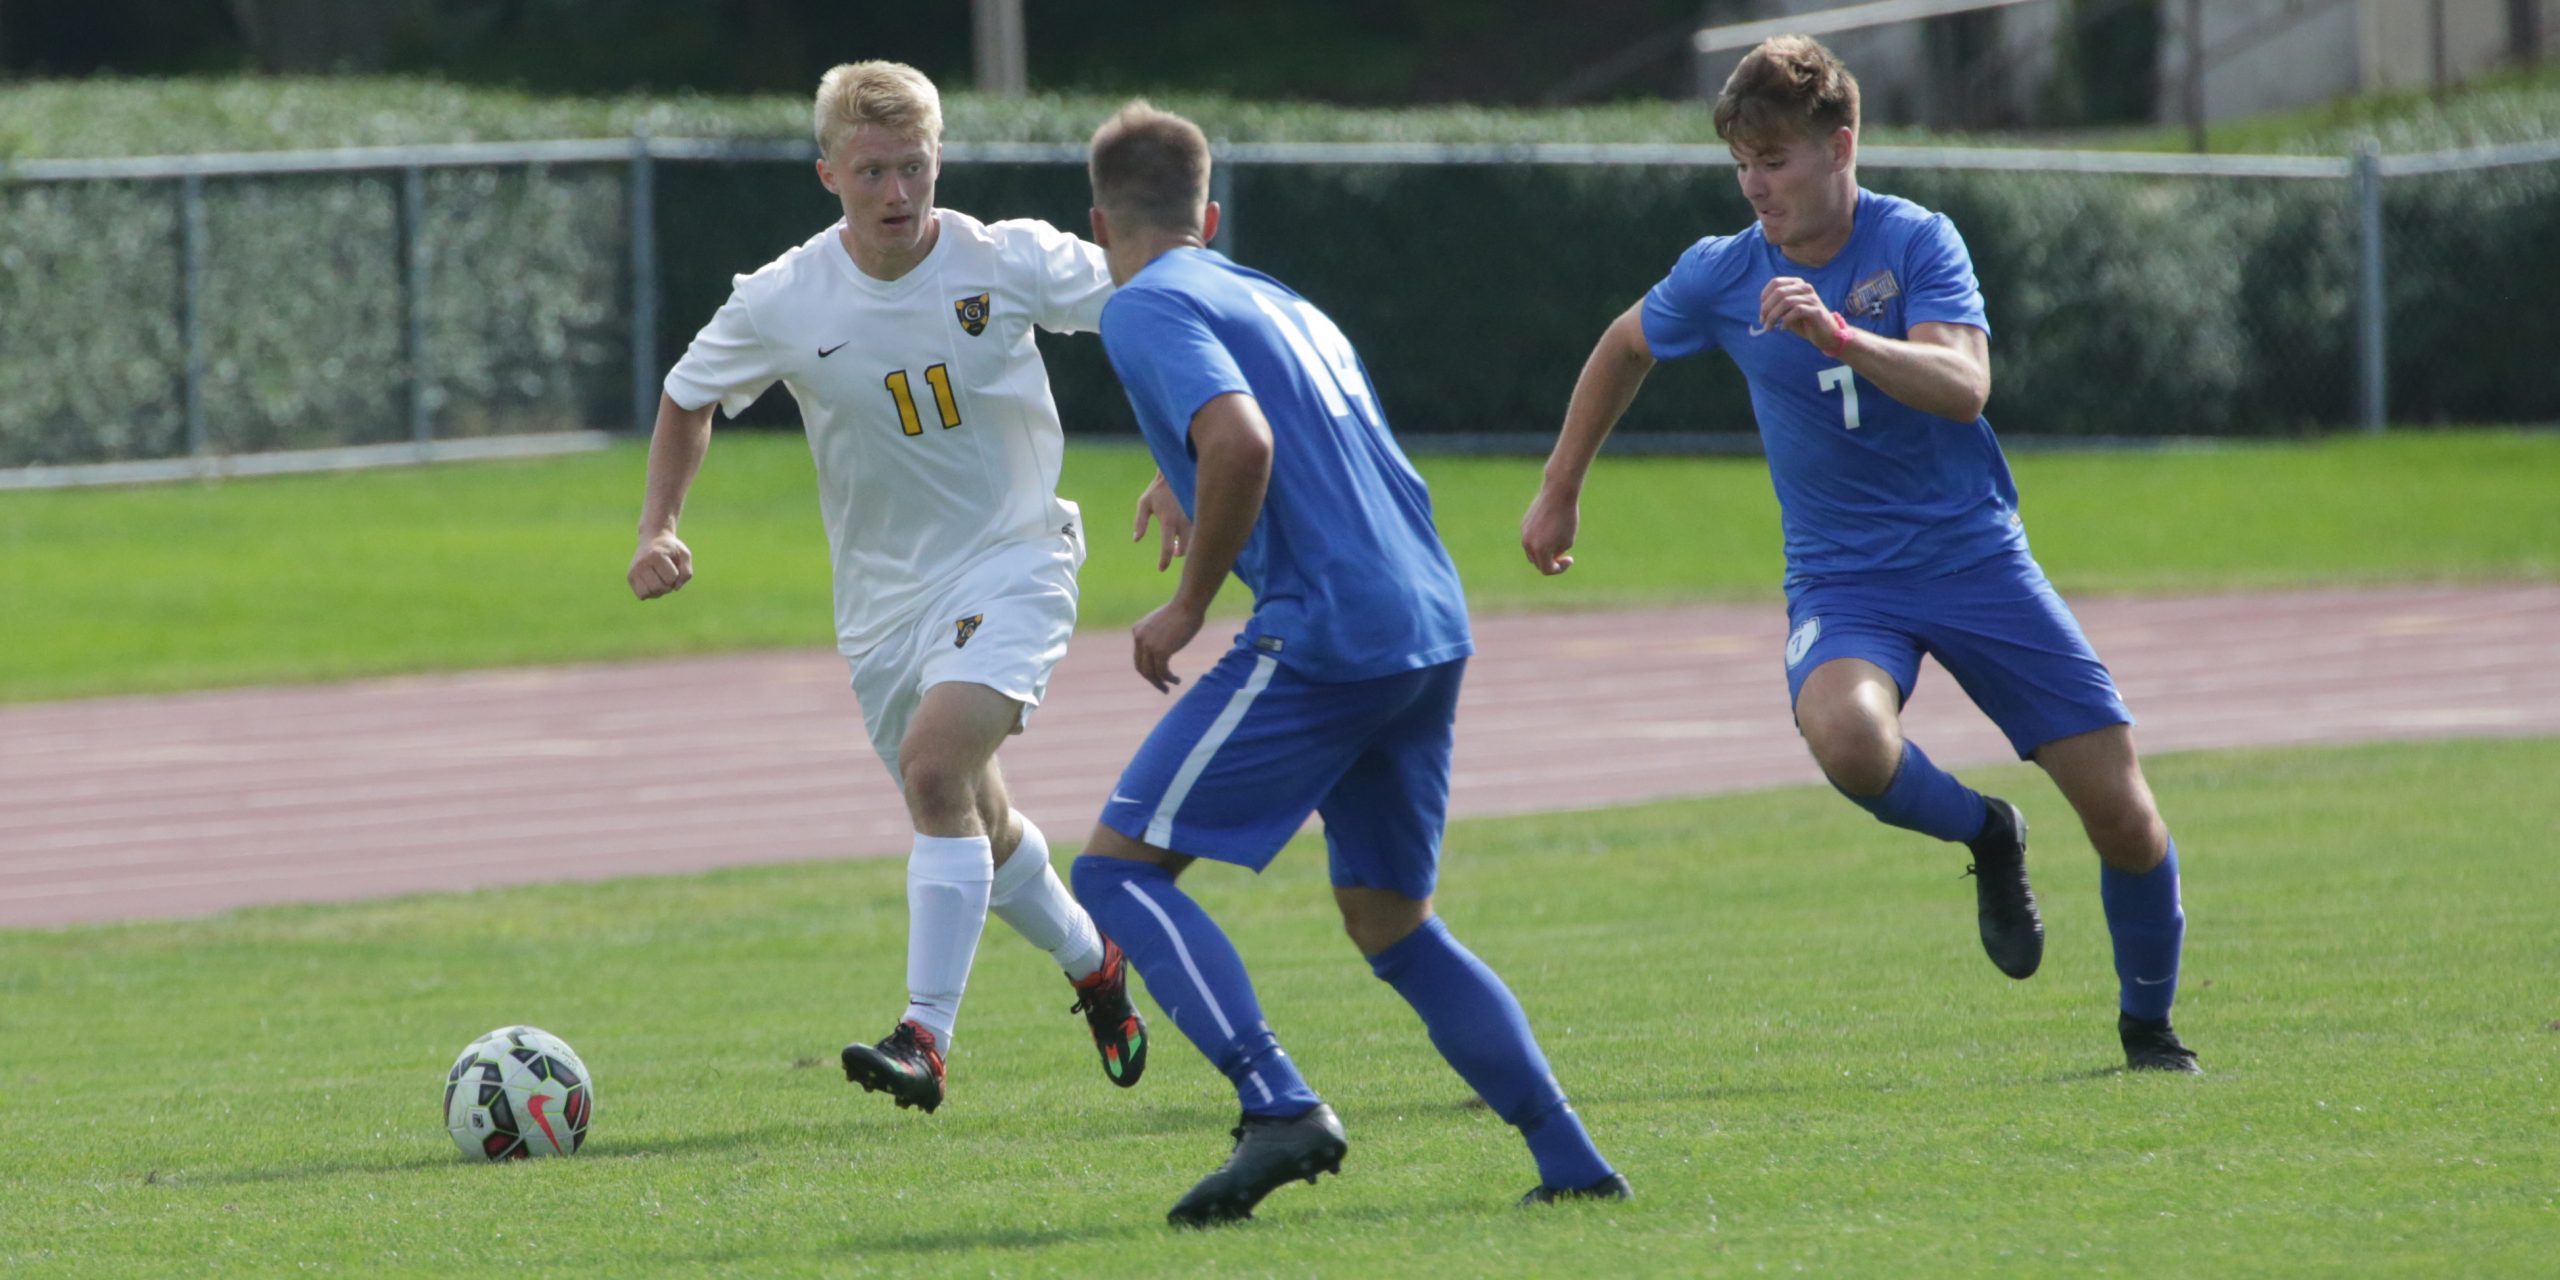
[1100,247,1472,683]
[1641,188,2028,585]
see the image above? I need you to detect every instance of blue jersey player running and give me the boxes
[1522,36,2198,1075]
[1073,102,1629,1226]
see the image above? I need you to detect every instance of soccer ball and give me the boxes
[443,1025,594,1161]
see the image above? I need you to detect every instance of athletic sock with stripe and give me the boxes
[1071,854,1319,1119]
[1369,916,1615,1190]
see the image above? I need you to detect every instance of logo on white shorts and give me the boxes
[1785,617,1822,669]
[954,614,984,649]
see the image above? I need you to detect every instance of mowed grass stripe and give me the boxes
[7,429,2556,703]
[2,737,2552,1276]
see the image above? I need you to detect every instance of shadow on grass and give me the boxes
[197,1121,813,1185]
[806,1190,1484,1258]
[650,1217,1160,1267]
[193,1150,458,1186]
[2045,1065,2134,1084]
[857,1220,1147,1254]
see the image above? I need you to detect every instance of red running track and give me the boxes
[4,585,2555,927]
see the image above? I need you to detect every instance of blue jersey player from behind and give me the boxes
[1522,36,2198,1074]
[1074,102,1627,1226]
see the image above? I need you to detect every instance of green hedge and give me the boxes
[9,75,2559,465]
[9,67,2558,160]
[0,163,631,466]
[637,155,2559,443]
[12,152,2557,467]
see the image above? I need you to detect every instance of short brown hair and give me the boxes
[1088,100,1211,234]
[1713,35,1860,148]
[814,61,942,157]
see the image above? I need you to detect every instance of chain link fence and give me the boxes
[5,135,2556,485]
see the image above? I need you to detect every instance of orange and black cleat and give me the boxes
[1068,937,1149,1088]
[841,1019,947,1113]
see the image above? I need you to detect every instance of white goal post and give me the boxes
[1693,0,2049,55]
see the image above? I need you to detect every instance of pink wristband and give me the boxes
[1825,311,1855,358]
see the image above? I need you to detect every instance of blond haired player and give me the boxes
[628,60,1149,1113]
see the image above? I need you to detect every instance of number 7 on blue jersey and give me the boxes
[1817,365,1862,430]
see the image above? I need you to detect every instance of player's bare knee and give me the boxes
[1803,721,1899,796]
[2084,806,2167,873]
[1078,823,1187,872]
[1335,889,1430,956]
[1340,914,1415,957]
[980,797,1022,862]
[898,755,978,829]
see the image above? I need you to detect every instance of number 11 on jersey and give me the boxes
[1817,365,1862,430]
[885,364,962,436]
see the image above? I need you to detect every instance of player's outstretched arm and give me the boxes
[628,393,717,601]
[1524,303,1656,576]
[1130,394,1271,692]
[1132,470,1192,572]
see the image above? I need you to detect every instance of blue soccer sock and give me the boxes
[1070,855,1321,1119]
[1842,740,1990,844]
[2102,838,2186,1021]
[1368,917,1614,1190]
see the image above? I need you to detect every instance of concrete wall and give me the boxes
[1696,0,2557,132]
[2360,0,2556,91]
[1695,0,2068,129]
[2160,0,2558,124]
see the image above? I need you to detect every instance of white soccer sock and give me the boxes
[902,833,994,1047]
[988,814,1106,981]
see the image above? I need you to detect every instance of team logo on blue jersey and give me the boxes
[1845,270,1901,318]
[953,293,991,336]
[1785,616,1822,669]
[954,613,984,648]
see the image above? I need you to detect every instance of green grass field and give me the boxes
[3,737,2552,1275]
[10,61,2557,1280]
[5,429,2554,703]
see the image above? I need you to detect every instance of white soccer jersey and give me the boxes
[665,208,1111,655]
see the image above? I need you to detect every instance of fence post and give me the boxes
[628,127,659,433]
[2352,139,2386,434]
[1210,138,1234,258]
[178,171,209,467]
[398,165,432,451]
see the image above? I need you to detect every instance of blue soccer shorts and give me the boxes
[1097,649,1464,901]
[1780,549,2132,759]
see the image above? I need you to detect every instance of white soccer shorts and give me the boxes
[844,526,1084,783]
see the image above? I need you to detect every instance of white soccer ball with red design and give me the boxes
[443,1025,594,1161]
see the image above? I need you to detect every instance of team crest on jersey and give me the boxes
[953,293,991,336]
[954,613,984,648]
[1845,270,1901,318]
[1785,616,1823,669]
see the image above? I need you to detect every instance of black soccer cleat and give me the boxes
[1166,1103,1348,1227]
[2120,1013,2204,1074]
[1068,937,1149,1088]
[1965,796,2044,979]
[1520,1171,1634,1207]
[841,1019,947,1114]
